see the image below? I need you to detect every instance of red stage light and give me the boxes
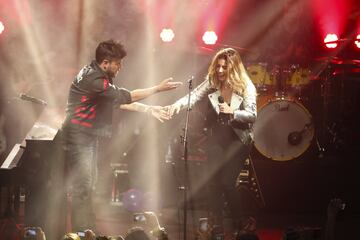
[355,34,360,49]
[160,28,175,42]
[202,31,218,45]
[0,21,4,35]
[324,33,338,48]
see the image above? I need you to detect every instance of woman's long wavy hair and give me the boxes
[207,48,251,96]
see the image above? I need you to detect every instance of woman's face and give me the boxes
[215,58,227,82]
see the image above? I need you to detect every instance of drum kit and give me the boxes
[248,58,360,161]
[196,44,359,161]
[248,63,314,161]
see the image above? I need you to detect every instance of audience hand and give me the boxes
[23,227,46,240]
[327,198,345,218]
[143,211,161,231]
[84,229,96,240]
[196,229,212,240]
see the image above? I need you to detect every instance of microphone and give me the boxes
[218,96,230,125]
[187,76,194,83]
[19,93,47,106]
[187,76,194,90]
[218,95,224,104]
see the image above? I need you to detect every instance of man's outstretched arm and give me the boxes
[120,102,169,122]
[130,77,182,102]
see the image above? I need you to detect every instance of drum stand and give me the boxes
[316,64,332,158]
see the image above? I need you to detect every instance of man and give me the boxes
[62,39,181,231]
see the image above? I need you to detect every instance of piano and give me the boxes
[0,104,66,240]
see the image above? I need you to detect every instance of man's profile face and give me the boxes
[103,59,123,78]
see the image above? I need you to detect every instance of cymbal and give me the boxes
[332,59,360,66]
[314,56,360,67]
[314,56,340,62]
[333,67,360,76]
[323,38,349,44]
[196,44,253,56]
[197,46,215,55]
[218,43,252,53]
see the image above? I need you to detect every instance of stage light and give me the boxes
[355,34,360,49]
[122,188,144,212]
[0,21,4,35]
[324,33,338,48]
[160,28,175,42]
[202,31,218,45]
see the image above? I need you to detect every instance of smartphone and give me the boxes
[25,228,36,236]
[133,213,146,222]
[76,231,86,240]
[199,218,208,232]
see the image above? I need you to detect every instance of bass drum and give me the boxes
[253,96,314,161]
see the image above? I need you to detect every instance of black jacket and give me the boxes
[62,61,132,137]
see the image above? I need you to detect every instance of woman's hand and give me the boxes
[218,103,233,115]
[165,104,182,118]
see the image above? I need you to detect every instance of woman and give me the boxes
[168,48,257,224]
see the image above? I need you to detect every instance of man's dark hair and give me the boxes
[95,39,127,64]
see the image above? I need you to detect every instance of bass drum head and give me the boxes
[253,99,314,161]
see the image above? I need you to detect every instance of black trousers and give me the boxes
[62,128,98,232]
[205,126,251,221]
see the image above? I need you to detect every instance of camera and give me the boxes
[199,218,209,232]
[133,213,146,222]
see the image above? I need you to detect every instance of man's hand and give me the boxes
[120,103,169,122]
[130,77,182,102]
[148,106,170,123]
[156,78,183,92]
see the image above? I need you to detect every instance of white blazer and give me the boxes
[174,79,257,144]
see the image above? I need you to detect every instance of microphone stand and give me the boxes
[180,76,194,240]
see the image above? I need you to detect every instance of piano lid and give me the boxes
[0,106,64,170]
[23,106,63,142]
[25,122,58,141]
